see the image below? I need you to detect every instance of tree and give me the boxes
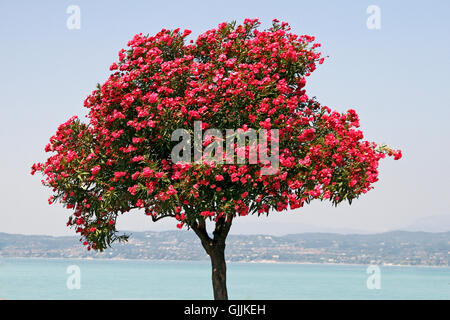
[31,19,401,300]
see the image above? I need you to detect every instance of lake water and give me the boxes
[0,258,448,300]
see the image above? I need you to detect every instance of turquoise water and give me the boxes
[0,258,448,300]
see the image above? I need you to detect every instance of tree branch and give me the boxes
[191,220,212,244]
[213,214,233,243]
[151,214,176,222]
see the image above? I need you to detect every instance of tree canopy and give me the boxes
[32,19,401,252]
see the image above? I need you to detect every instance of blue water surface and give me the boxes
[0,258,448,299]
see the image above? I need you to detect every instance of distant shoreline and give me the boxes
[1,256,448,269]
[2,230,447,267]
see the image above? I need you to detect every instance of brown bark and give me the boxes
[191,215,233,300]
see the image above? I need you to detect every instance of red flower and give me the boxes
[142,167,153,178]
[110,62,118,71]
[91,166,101,175]
[136,199,144,207]
[394,150,402,160]
[128,185,138,195]
[114,171,127,179]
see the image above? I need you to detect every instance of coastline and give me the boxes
[1,256,448,269]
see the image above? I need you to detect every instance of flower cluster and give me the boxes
[31,19,401,251]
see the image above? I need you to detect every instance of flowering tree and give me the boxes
[32,19,401,300]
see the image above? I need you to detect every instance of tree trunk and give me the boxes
[209,242,228,300]
[191,215,233,300]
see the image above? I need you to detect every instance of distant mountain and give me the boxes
[229,221,370,235]
[402,214,450,233]
[0,230,448,266]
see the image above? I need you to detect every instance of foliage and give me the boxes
[32,19,401,251]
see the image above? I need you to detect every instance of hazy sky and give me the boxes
[1,0,449,236]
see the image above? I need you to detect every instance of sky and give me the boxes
[0,0,449,236]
